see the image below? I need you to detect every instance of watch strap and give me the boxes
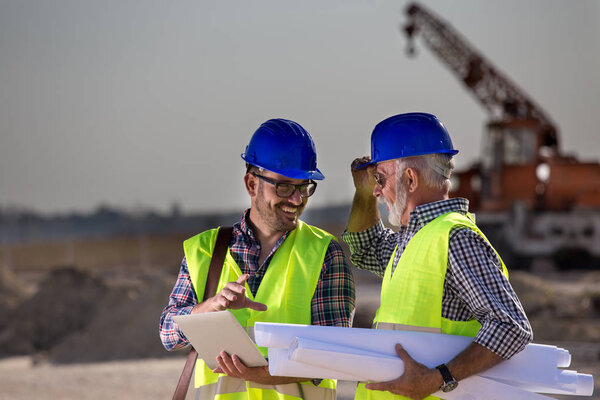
[435,363,454,383]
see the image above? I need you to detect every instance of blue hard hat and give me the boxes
[241,118,325,180]
[361,112,458,168]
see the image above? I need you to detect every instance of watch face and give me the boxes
[441,380,458,393]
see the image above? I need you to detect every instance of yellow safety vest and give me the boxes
[184,221,337,400]
[355,212,508,400]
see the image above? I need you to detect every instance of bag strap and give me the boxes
[172,226,233,400]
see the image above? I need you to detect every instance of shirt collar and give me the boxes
[407,198,470,230]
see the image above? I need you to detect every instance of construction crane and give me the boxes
[402,2,600,269]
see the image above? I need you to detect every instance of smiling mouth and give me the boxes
[280,206,298,215]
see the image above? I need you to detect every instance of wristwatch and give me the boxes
[435,364,458,392]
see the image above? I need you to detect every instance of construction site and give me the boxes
[1,1,599,400]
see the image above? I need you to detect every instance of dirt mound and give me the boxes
[510,270,600,342]
[0,266,29,310]
[3,265,599,364]
[0,267,109,356]
[0,266,183,363]
[49,270,180,363]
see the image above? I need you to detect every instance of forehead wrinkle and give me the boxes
[376,160,397,175]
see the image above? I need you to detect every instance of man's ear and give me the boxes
[244,173,257,197]
[405,167,419,193]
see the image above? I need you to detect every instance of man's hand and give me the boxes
[192,274,267,314]
[347,156,380,232]
[351,156,376,197]
[214,351,305,386]
[365,344,441,400]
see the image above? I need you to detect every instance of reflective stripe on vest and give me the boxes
[184,221,337,400]
[193,376,336,400]
[356,212,509,400]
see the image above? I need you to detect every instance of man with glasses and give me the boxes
[160,118,355,400]
[342,113,532,400]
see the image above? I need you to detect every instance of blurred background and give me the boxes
[1,0,599,399]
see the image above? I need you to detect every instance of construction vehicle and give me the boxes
[403,3,600,269]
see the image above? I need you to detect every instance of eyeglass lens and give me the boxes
[372,172,386,187]
[252,172,316,198]
[276,182,316,198]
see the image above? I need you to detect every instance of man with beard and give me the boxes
[342,113,532,400]
[160,118,355,400]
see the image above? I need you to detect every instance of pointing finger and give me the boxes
[235,274,250,285]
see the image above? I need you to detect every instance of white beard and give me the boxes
[380,178,407,227]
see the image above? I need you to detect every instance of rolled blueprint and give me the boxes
[434,375,556,400]
[255,323,563,381]
[255,322,594,396]
[289,337,405,382]
[268,348,362,381]
[491,370,594,396]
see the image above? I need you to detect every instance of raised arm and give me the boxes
[347,157,380,232]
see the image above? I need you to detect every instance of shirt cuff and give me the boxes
[474,319,532,359]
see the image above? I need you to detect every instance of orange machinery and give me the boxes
[403,3,600,268]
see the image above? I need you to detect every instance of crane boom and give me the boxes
[403,2,558,147]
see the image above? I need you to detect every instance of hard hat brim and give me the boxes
[356,149,459,169]
[242,155,325,180]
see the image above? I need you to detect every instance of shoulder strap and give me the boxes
[205,227,233,299]
[172,226,233,400]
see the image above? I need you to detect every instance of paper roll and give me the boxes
[254,322,586,391]
[436,375,557,400]
[289,337,404,382]
[268,348,362,381]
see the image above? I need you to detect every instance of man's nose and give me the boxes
[288,189,303,205]
[373,184,382,198]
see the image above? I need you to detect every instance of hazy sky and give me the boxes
[1,0,599,215]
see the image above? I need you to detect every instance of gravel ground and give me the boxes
[0,356,189,400]
[0,356,358,400]
[0,352,596,400]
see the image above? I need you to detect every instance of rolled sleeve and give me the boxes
[447,228,533,359]
[475,318,533,359]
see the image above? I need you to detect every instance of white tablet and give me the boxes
[173,311,268,370]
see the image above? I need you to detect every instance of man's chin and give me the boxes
[387,218,401,227]
[283,218,299,230]
[274,215,299,232]
[387,210,404,227]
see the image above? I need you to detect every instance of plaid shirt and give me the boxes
[160,209,355,351]
[341,198,532,359]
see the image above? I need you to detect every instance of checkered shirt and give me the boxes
[160,209,355,351]
[341,198,532,359]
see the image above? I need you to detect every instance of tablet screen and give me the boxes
[174,311,268,370]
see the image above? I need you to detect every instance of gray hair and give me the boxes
[396,153,454,191]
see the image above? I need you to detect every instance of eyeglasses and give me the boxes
[372,172,387,188]
[252,172,317,198]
